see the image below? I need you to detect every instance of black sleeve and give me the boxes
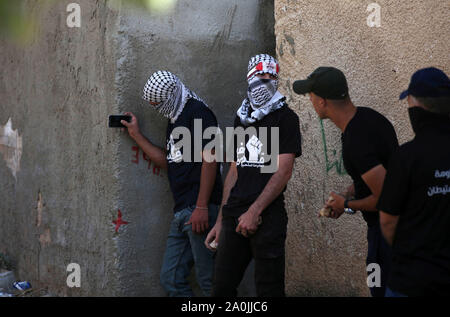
[377,149,410,216]
[192,106,219,150]
[279,111,302,157]
[348,134,382,176]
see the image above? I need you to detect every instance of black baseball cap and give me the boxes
[399,67,450,100]
[293,67,349,99]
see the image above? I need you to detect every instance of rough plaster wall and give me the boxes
[275,0,450,296]
[0,0,276,297]
[114,0,275,296]
[0,0,120,296]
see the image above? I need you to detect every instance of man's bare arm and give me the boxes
[379,211,399,245]
[250,153,295,217]
[217,162,238,222]
[132,133,168,169]
[205,161,237,249]
[327,164,386,217]
[186,150,218,234]
[121,112,167,169]
[349,164,386,211]
[236,154,295,237]
[195,150,218,208]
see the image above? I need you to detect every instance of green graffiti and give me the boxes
[320,119,347,176]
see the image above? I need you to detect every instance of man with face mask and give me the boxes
[205,54,302,296]
[121,71,223,296]
[377,67,450,297]
[292,67,399,296]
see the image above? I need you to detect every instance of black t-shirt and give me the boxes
[166,98,222,213]
[223,105,302,217]
[341,107,399,226]
[377,113,450,296]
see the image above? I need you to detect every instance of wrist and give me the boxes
[248,204,262,217]
[131,130,142,141]
[195,202,209,210]
[344,199,356,214]
[216,213,223,225]
[344,199,350,209]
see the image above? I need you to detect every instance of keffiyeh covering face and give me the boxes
[247,77,278,107]
[142,71,207,123]
[237,54,286,126]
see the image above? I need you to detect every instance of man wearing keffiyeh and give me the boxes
[205,54,302,296]
[237,54,287,126]
[122,71,223,297]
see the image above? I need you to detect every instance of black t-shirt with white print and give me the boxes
[222,105,302,218]
[341,107,399,226]
[166,98,222,213]
[377,113,450,296]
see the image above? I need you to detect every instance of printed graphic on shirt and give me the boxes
[236,135,266,168]
[435,169,450,179]
[428,169,450,197]
[166,134,182,163]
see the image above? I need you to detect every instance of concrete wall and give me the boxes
[0,0,275,296]
[275,0,450,296]
[0,0,120,296]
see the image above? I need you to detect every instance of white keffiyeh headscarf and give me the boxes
[142,71,207,123]
[237,54,286,126]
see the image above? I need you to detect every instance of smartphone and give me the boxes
[108,115,131,128]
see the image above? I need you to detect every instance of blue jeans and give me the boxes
[160,204,219,297]
[385,287,408,297]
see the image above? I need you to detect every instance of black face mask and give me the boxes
[408,106,450,134]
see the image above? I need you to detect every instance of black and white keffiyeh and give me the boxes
[237,54,286,126]
[247,76,279,106]
[246,54,280,82]
[142,71,207,123]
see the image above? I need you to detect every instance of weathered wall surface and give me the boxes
[114,0,275,296]
[275,0,450,296]
[1,0,275,296]
[0,1,120,296]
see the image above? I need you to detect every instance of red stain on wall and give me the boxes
[143,152,152,169]
[131,146,163,177]
[112,209,129,233]
[131,146,139,164]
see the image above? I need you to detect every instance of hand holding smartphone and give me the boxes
[108,115,131,128]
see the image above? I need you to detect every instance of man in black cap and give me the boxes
[293,67,399,297]
[377,67,450,297]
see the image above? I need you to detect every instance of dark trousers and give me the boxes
[212,206,288,297]
[366,222,392,297]
[385,287,407,297]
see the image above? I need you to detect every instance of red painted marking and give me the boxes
[130,146,164,178]
[143,152,152,169]
[131,146,139,164]
[112,209,129,233]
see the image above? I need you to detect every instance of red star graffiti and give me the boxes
[112,209,129,233]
